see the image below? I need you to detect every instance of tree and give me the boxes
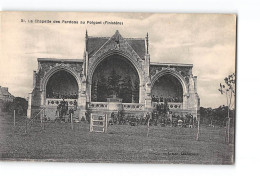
[120,75,133,103]
[218,73,235,144]
[97,73,108,102]
[107,69,121,97]
[133,79,139,103]
[3,97,28,116]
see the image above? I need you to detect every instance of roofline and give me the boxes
[37,58,83,63]
[89,36,145,41]
[124,37,146,40]
[150,62,193,67]
[88,36,110,39]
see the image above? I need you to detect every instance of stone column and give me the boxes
[33,71,37,88]
[27,93,32,118]
[40,90,45,106]
[182,94,188,109]
[78,80,87,120]
[78,94,87,120]
[144,54,152,110]
[139,83,145,104]
[187,75,200,117]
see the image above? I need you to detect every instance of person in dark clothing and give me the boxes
[56,103,61,117]
[73,100,77,111]
[156,96,159,103]
[160,95,163,102]
[60,99,66,120]
[68,108,74,122]
[152,95,156,102]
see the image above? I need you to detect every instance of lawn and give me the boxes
[0,112,234,164]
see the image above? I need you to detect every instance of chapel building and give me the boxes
[27,30,200,119]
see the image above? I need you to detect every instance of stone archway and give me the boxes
[151,69,188,110]
[90,54,140,103]
[41,66,82,106]
[88,50,144,103]
[46,70,79,99]
[151,74,183,102]
[151,69,188,96]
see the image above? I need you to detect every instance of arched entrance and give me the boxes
[91,54,140,103]
[151,74,183,103]
[41,68,82,120]
[41,65,82,105]
[46,70,79,99]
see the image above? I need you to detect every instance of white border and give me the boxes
[1,0,260,176]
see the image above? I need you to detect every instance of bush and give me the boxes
[2,97,28,116]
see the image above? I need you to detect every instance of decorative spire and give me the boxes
[83,29,88,78]
[114,30,120,49]
[146,32,149,54]
[85,29,88,52]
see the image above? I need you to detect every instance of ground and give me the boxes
[0,112,234,164]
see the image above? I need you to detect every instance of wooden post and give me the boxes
[147,117,151,137]
[71,113,73,130]
[13,110,16,127]
[90,114,92,132]
[105,114,108,133]
[196,107,200,141]
[227,117,230,144]
[25,119,28,134]
[43,116,45,131]
[86,114,89,131]
[43,108,46,130]
[196,120,200,141]
[40,112,43,129]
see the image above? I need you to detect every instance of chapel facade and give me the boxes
[27,30,200,119]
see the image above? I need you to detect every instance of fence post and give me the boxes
[105,114,108,133]
[40,111,43,129]
[226,118,230,144]
[13,110,16,127]
[147,117,151,137]
[25,119,28,134]
[71,113,73,130]
[90,114,92,132]
[196,120,200,141]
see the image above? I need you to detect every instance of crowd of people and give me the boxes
[107,111,196,128]
[56,99,78,122]
[47,92,78,99]
[152,95,182,103]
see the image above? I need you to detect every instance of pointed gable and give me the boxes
[87,31,146,60]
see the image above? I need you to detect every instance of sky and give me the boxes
[0,12,236,108]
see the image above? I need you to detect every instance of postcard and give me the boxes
[0,12,236,164]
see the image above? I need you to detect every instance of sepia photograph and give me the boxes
[0,11,236,164]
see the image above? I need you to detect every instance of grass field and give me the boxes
[0,112,234,164]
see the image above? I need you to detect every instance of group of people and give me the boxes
[108,111,196,128]
[56,99,78,121]
[47,92,78,99]
[152,95,182,103]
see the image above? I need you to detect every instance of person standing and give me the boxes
[73,100,77,111]
[160,95,163,102]
[60,99,66,119]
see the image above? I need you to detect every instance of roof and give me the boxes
[37,58,83,63]
[0,86,13,96]
[150,62,193,67]
[126,38,146,59]
[88,37,110,57]
[88,36,146,59]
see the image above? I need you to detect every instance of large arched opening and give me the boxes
[91,54,140,103]
[46,70,79,99]
[151,74,183,103]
